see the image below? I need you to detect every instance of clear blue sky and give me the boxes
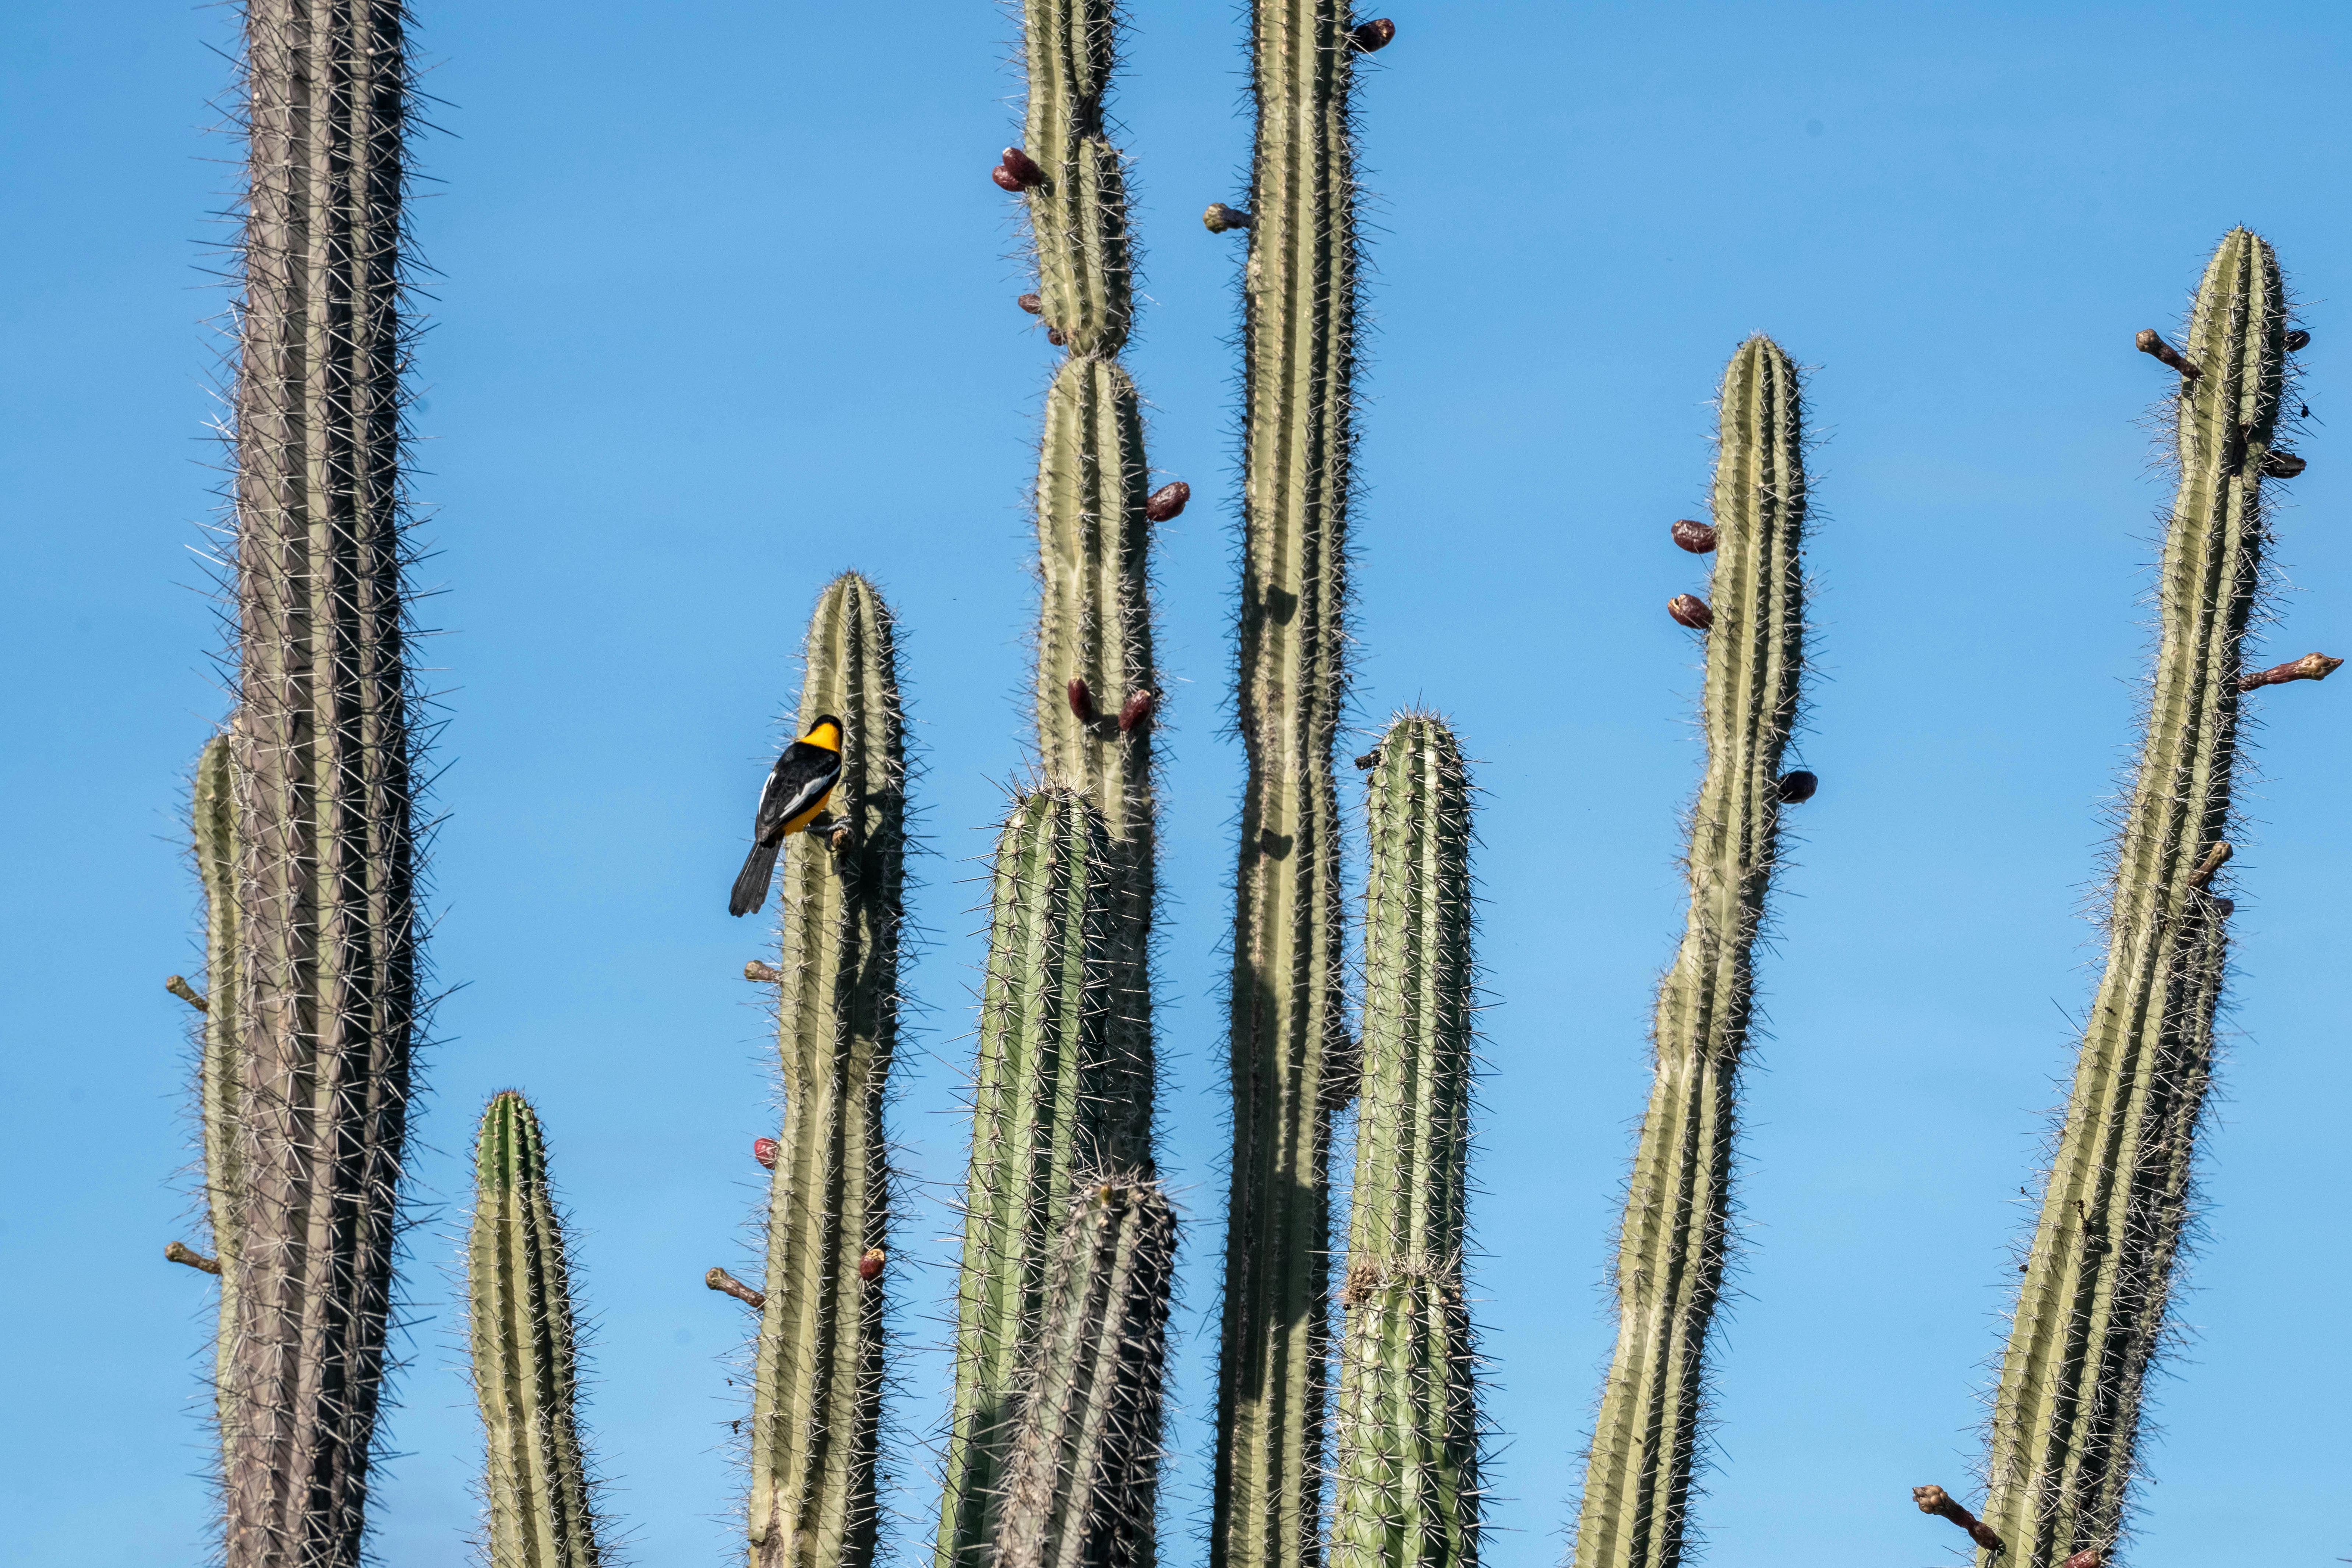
[6,2,2350,1565]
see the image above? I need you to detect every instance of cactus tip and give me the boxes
[1203,202,1252,233]
[1348,17,1396,50]
[753,1137,780,1170]
[1145,480,1191,522]
[1669,518,1718,554]
[1667,593,1713,631]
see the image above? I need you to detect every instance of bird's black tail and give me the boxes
[729,839,782,917]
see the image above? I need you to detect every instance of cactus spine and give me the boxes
[194,734,246,1463]
[938,790,1124,1568]
[747,573,907,1568]
[992,1177,1179,1568]
[222,0,420,1560]
[1332,715,1481,1568]
[1020,0,1131,357]
[1212,6,1364,1568]
[469,1092,606,1568]
[1572,336,1808,1568]
[1975,230,2289,1568]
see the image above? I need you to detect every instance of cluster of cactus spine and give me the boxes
[1969,229,2299,1568]
[744,573,908,1568]
[1572,335,1809,1568]
[1331,715,1482,1568]
[469,1091,607,1568]
[1211,6,1367,1567]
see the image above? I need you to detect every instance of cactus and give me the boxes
[1331,714,1481,1568]
[1974,229,2294,1568]
[937,788,1125,1568]
[746,573,908,1568]
[1571,335,1809,1568]
[992,1176,1178,1568]
[1018,0,1131,356]
[468,1091,607,1568]
[190,734,247,1464]
[220,0,421,1561]
[1211,7,1367,1568]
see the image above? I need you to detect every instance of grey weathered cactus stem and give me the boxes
[1976,229,2296,1568]
[992,1176,1179,1568]
[1572,335,1808,1568]
[221,1,420,1561]
[1332,714,1481,1568]
[469,1091,606,1568]
[1211,6,1365,1568]
[746,573,907,1568]
[193,734,246,1468]
[937,788,1124,1568]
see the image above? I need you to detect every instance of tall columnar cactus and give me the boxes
[191,734,247,1461]
[1019,0,1131,356]
[1974,230,2299,1568]
[1212,7,1366,1568]
[1572,336,1808,1568]
[222,1,420,1561]
[469,1092,606,1568]
[1332,714,1481,1568]
[937,789,1123,1568]
[746,573,907,1568]
[992,1176,1179,1568]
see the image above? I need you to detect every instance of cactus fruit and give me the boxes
[1572,335,1809,1568]
[937,788,1126,1568]
[221,1,421,1560]
[192,734,246,1465]
[1015,0,1131,355]
[992,1177,1179,1568]
[746,573,907,1568]
[1331,715,1482,1568]
[468,1092,607,1568]
[1975,229,2296,1568]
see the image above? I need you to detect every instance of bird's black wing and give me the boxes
[753,741,844,841]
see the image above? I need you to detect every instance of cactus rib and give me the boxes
[469,1092,606,1568]
[1572,336,1808,1568]
[747,573,908,1568]
[193,734,246,1469]
[1020,0,1131,355]
[1976,229,2288,1568]
[1332,714,1482,1568]
[222,0,421,1560]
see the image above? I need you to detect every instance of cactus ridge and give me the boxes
[992,1175,1179,1568]
[193,734,247,1471]
[220,0,425,1560]
[1020,0,1133,356]
[1976,229,2289,1568]
[748,573,909,1568]
[937,787,1128,1568]
[1212,6,1366,1568]
[1332,714,1483,1568]
[1572,336,1808,1568]
[468,1091,607,1568]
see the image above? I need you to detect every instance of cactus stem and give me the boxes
[707,1267,766,1311]
[2189,841,2233,887]
[745,960,783,983]
[165,974,208,1012]
[167,1240,223,1275]
[2239,650,2342,691]
[1202,202,1252,232]
[1914,1486,2005,1554]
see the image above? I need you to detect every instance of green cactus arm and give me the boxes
[1211,7,1364,1568]
[469,1092,606,1568]
[1976,229,2288,1568]
[747,573,907,1568]
[993,1176,1179,1568]
[1573,336,1808,1568]
[1332,714,1482,1568]
[1020,0,1130,354]
[937,789,1122,1568]
[191,735,245,1464]
[221,1,420,1561]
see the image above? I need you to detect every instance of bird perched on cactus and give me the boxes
[730,714,847,916]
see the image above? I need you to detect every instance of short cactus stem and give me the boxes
[1572,336,1809,1568]
[166,973,209,1011]
[1332,714,1483,1568]
[168,1240,223,1275]
[1203,202,1253,232]
[744,959,783,983]
[746,574,906,1568]
[1913,1485,2004,1554]
[991,1177,1179,1568]
[709,1267,766,1311]
[469,1092,608,1568]
[2238,650,2341,691]
[1978,230,2290,1568]
[2135,327,2201,379]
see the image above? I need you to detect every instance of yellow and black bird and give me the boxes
[728,714,845,917]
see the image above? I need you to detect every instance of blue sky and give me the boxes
[6,2,2351,1565]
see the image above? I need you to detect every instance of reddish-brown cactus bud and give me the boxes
[1348,17,1396,50]
[1668,593,1713,630]
[2262,449,2307,478]
[858,1247,886,1281]
[1118,689,1156,733]
[1911,1485,2005,1555]
[1000,146,1046,187]
[2058,1551,2102,1568]
[992,166,1025,193]
[2286,329,2312,352]
[1016,293,1042,315]
[2239,650,2344,692]
[1068,677,1099,723]
[1670,518,1717,553]
[753,1137,780,1170]
[744,959,782,983]
[1145,480,1190,522]
[2136,327,2201,380]
[706,1266,765,1311]
[1046,327,1068,346]
[1776,770,1818,804]
[1203,202,1252,233]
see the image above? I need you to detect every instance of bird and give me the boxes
[728,714,846,917]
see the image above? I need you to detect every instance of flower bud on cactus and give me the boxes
[1348,17,1396,50]
[2286,329,2311,351]
[1203,202,1252,233]
[1000,146,1047,188]
[1667,593,1713,630]
[1670,518,1717,553]
[753,1137,780,1170]
[1145,480,1190,521]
